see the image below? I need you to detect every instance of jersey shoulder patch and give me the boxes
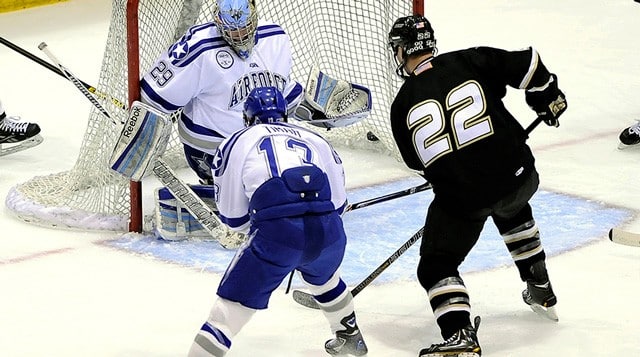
[168,22,230,67]
[211,127,251,176]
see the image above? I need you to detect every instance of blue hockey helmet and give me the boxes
[214,0,258,59]
[243,87,288,126]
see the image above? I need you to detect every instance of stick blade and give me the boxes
[609,228,640,247]
[292,290,320,310]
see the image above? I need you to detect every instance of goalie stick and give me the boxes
[609,228,640,247]
[0,37,127,111]
[37,42,242,249]
[292,116,543,309]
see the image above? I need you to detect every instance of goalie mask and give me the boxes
[214,0,258,59]
[243,86,288,126]
[388,15,437,78]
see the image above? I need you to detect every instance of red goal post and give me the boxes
[6,0,425,233]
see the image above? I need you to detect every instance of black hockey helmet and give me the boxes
[388,15,437,78]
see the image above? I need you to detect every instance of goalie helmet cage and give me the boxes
[5,0,424,232]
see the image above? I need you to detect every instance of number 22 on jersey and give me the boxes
[409,80,493,168]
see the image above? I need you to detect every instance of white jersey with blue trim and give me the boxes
[140,20,304,154]
[211,123,347,233]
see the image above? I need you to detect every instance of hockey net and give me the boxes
[6,0,421,232]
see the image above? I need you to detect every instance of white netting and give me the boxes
[6,0,414,231]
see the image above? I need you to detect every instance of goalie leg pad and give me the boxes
[109,101,171,181]
[153,185,217,241]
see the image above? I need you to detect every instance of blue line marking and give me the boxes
[106,177,633,288]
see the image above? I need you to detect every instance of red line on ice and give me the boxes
[0,247,75,265]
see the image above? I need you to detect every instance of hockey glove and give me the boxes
[292,66,372,129]
[525,74,567,127]
[295,99,326,121]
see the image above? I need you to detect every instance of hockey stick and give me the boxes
[525,116,543,135]
[345,181,432,213]
[290,183,432,306]
[37,42,240,249]
[291,182,432,306]
[292,227,424,309]
[39,42,120,124]
[0,37,126,111]
[609,228,640,247]
[292,116,543,309]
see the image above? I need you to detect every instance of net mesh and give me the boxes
[6,0,413,231]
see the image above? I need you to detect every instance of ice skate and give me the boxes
[419,316,482,357]
[0,115,43,156]
[618,120,640,149]
[522,261,558,321]
[325,312,368,356]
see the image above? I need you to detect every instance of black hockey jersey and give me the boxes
[390,46,551,211]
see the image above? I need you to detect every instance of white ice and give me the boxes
[1,0,639,356]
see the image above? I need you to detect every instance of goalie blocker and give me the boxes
[293,66,372,129]
[109,101,171,181]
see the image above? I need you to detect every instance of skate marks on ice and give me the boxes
[105,177,632,287]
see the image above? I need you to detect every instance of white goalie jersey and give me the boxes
[211,122,348,233]
[140,20,304,154]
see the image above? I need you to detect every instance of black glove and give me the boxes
[293,99,326,121]
[525,74,567,127]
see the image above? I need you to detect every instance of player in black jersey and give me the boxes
[387,15,567,357]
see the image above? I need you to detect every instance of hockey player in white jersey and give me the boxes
[136,0,371,244]
[140,0,303,185]
[0,98,42,157]
[187,87,368,357]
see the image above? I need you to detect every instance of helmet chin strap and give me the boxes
[395,60,410,79]
[393,49,411,79]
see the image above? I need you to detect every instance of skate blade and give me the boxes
[618,141,640,150]
[529,304,559,322]
[420,352,480,357]
[0,134,43,156]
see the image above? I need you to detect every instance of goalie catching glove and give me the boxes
[293,66,372,129]
[525,73,567,128]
